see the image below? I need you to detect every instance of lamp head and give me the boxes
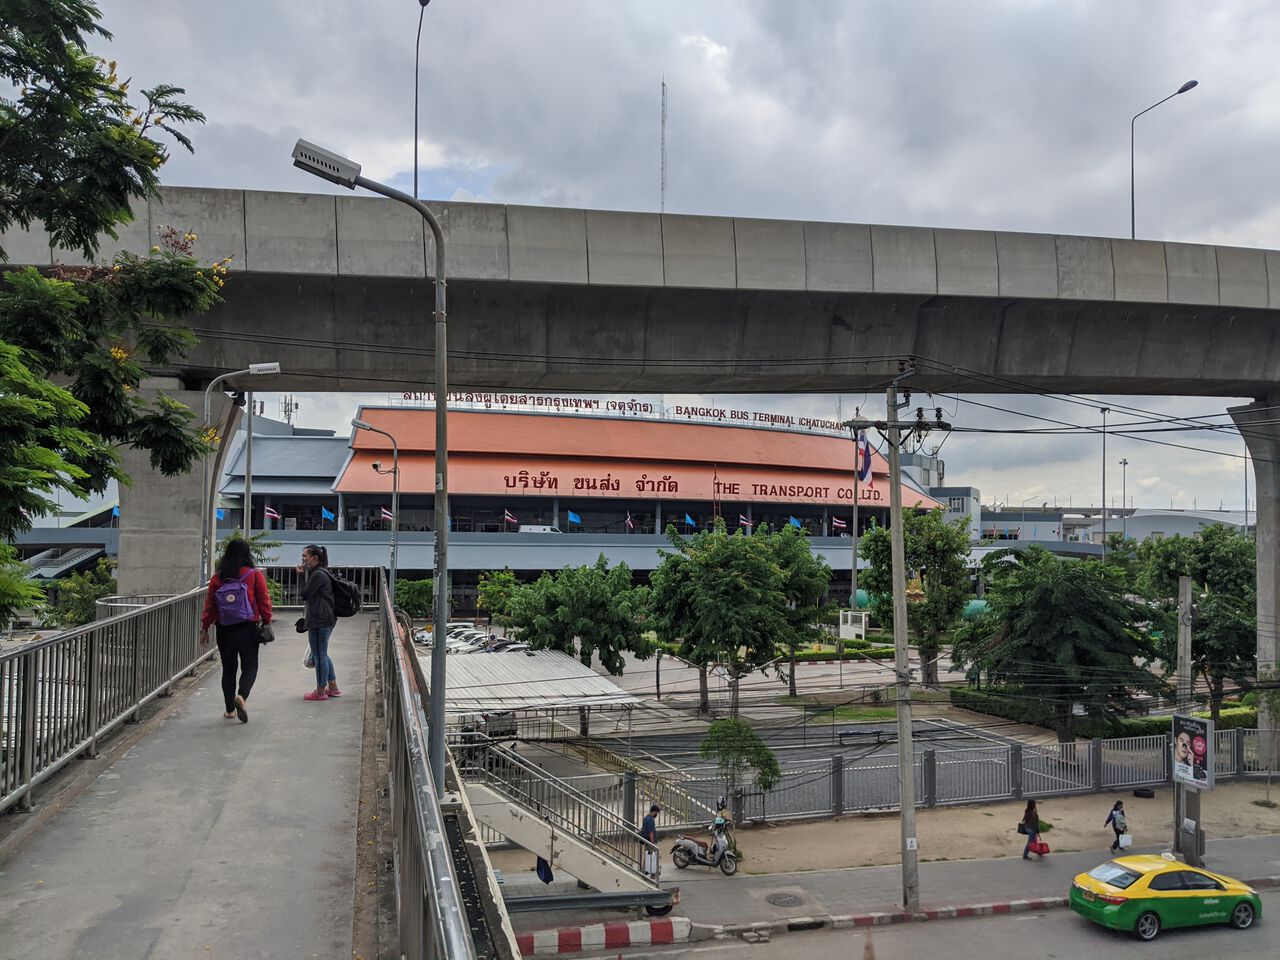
[351,418,373,431]
[372,460,382,472]
[292,139,361,189]
[248,361,281,375]
[1176,79,1199,95]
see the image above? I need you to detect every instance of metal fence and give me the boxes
[262,565,383,608]
[1,588,208,815]
[935,746,1012,803]
[1101,735,1167,788]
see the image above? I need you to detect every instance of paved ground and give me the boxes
[0,616,373,960]
[673,888,1280,960]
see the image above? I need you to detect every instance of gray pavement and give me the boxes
[0,616,373,960]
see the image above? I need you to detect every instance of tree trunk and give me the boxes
[788,647,797,698]
[920,640,939,687]
[1209,675,1224,723]
[1052,702,1074,743]
[578,705,590,737]
[730,670,741,719]
[698,664,709,715]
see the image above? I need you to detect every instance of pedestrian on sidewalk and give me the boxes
[298,544,340,701]
[200,537,273,723]
[1104,800,1128,852]
[640,804,660,879]
[1020,800,1042,859]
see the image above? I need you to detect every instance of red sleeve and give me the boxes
[254,568,273,623]
[201,576,221,629]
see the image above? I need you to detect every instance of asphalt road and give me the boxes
[680,889,1279,960]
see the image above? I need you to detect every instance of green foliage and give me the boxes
[770,524,835,696]
[791,647,896,662]
[46,556,116,627]
[396,578,434,619]
[0,0,220,529]
[649,520,787,715]
[859,508,971,685]
[950,548,1163,742]
[699,718,782,792]
[476,568,519,625]
[507,554,651,676]
[0,543,46,627]
[216,529,281,567]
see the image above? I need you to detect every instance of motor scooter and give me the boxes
[670,799,737,876]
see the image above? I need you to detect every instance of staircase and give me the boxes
[459,740,664,896]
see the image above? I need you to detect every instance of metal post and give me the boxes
[1120,458,1129,540]
[832,754,845,816]
[1176,574,1204,866]
[1100,407,1109,553]
[243,391,254,537]
[623,771,637,826]
[17,652,37,811]
[886,384,920,912]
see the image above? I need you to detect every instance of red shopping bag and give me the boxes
[1030,840,1051,855]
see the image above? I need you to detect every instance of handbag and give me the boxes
[1016,822,1029,835]
[258,622,276,644]
[1030,840,1050,855]
[295,617,307,634]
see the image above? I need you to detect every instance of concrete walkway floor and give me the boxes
[0,616,373,960]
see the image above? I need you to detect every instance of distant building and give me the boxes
[1082,509,1249,543]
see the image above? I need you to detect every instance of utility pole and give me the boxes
[843,372,949,913]
[1100,407,1110,554]
[1175,574,1204,866]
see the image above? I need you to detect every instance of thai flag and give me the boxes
[831,516,848,530]
[264,506,281,520]
[381,507,394,522]
[738,514,753,529]
[504,509,518,524]
[625,511,634,530]
[857,430,873,483]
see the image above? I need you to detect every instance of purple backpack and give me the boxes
[214,572,257,625]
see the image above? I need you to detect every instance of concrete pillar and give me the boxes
[1090,738,1104,791]
[922,749,937,808]
[831,754,844,816]
[552,496,559,529]
[337,492,346,531]
[1228,400,1280,740]
[654,501,662,534]
[1010,743,1023,800]
[622,771,637,826]
[117,385,239,595]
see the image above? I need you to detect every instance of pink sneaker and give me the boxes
[303,690,329,702]
[326,687,342,697]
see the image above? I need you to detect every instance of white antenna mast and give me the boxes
[660,78,668,213]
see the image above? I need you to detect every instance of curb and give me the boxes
[516,876,1280,954]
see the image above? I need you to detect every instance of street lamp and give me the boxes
[1100,407,1110,553]
[1020,495,1039,541]
[201,361,280,581]
[1120,458,1130,540]
[352,419,400,609]
[1131,80,1198,239]
[294,138,450,795]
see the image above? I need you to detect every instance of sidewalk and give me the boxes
[0,616,372,959]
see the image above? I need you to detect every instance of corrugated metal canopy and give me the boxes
[425,648,640,717]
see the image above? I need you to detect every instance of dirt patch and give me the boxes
[731,780,1280,874]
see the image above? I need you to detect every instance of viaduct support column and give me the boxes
[117,382,240,595]
[1229,400,1280,744]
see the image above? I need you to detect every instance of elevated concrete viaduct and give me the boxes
[2,187,1277,716]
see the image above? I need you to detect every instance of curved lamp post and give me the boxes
[1131,80,1198,239]
[352,418,400,609]
[293,138,450,796]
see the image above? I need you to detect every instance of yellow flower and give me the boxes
[109,346,130,364]
[150,245,160,253]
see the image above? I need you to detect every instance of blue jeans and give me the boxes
[1023,832,1039,858]
[308,626,336,690]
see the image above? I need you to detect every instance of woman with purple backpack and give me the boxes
[200,537,273,723]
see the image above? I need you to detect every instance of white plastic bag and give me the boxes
[1118,833,1133,849]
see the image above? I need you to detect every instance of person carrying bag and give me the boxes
[1105,800,1131,852]
[201,538,273,724]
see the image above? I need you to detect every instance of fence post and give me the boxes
[622,771,637,826]
[85,629,101,758]
[1233,728,1245,778]
[1165,733,1174,784]
[832,754,844,816]
[1010,744,1023,800]
[17,652,37,812]
[1090,738,1103,791]
[127,616,142,723]
[922,749,937,808]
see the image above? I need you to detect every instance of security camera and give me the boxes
[292,139,361,189]
[372,461,382,472]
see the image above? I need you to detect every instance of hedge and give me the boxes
[792,647,896,662]
[949,687,1257,738]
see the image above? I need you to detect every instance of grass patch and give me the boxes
[1253,799,1278,809]
[831,706,898,721]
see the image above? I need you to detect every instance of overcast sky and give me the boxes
[97,0,1277,512]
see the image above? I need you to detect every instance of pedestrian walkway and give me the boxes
[0,616,373,959]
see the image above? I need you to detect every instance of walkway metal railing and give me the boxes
[263,565,383,608]
[456,736,661,883]
[0,587,207,815]
[379,578,478,960]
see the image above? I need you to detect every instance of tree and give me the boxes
[768,525,834,698]
[506,554,651,735]
[396,578,434,619]
[0,543,44,628]
[1,0,221,526]
[476,568,518,625]
[956,548,1162,742]
[649,520,787,717]
[700,717,782,799]
[46,557,116,627]
[861,508,971,685]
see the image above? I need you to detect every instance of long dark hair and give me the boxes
[303,544,329,567]
[1023,800,1038,820]
[217,537,255,582]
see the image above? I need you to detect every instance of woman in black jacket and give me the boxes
[1021,800,1042,859]
[299,544,340,701]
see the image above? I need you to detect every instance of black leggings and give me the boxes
[1111,825,1124,850]
[216,622,261,712]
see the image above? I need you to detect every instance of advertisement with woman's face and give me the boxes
[1172,714,1213,790]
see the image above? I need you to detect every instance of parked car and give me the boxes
[1069,854,1261,941]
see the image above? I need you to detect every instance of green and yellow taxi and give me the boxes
[1069,854,1261,941]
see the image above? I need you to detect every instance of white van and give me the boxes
[519,525,562,534]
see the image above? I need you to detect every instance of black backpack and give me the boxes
[326,570,362,617]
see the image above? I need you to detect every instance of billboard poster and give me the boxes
[1172,714,1214,791]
